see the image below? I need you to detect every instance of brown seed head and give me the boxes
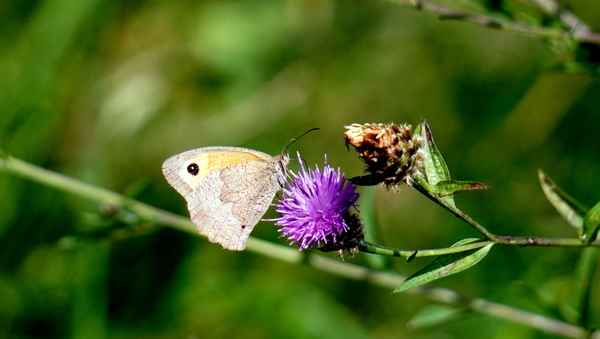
[344,123,422,187]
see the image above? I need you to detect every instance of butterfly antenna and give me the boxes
[283,128,320,152]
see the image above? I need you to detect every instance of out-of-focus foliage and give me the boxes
[0,0,599,338]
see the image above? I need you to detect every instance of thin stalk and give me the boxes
[386,0,600,45]
[0,154,196,235]
[526,0,591,32]
[359,240,492,258]
[411,176,600,248]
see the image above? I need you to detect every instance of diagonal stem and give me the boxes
[526,0,590,32]
[386,0,600,45]
[411,176,600,248]
[359,239,492,259]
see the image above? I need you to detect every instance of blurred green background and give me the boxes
[1,0,600,338]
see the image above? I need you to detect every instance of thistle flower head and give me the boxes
[344,123,423,188]
[268,153,362,251]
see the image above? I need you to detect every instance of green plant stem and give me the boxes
[386,0,600,45]
[527,0,591,32]
[410,176,600,248]
[0,154,597,338]
[0,154,196,236]
[359,240,492,258]
[571,247,598,327]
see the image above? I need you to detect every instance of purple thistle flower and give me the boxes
[268,153,360,250]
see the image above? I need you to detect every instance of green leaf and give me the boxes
[417,121,456,208]
[538,170,587,235]
[413,121,422,137]
[431,180,489,197]
[418,121,450,185]
[393,239,493,293]
[582,201,600,244]
[407,304,464,330]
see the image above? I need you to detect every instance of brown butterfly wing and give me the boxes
[188,159,285,250]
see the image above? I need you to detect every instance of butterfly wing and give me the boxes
[162,147,288,250]
[162,147,268,198]
[188,160,284,250]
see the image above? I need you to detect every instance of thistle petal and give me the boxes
[268,153,360,250]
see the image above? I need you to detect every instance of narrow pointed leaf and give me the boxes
[432,180,489,197]
[419,121,451,185]
[413,122,422,139]
[582,201,600,243]
[538,170,587,235]
[394,238,493,293]
[417,121,455,208]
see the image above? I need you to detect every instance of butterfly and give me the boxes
[162,147,289,250]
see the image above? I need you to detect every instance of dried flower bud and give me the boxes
[344,123,423,188]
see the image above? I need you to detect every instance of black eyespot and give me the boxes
[187,163,199,176]
[241,225,246,229]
